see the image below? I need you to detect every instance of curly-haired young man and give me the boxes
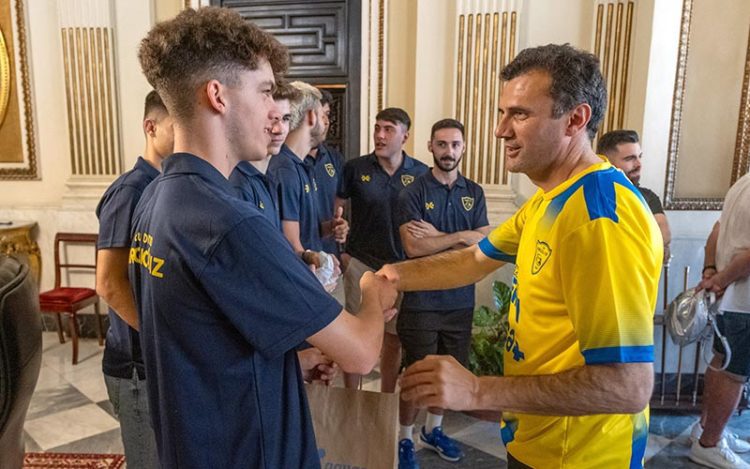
[131,8,396,468]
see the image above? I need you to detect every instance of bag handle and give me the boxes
[703,292,732,372]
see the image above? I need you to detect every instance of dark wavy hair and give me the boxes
[501,44,607,139]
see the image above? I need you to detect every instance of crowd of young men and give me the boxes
[92,6,678,469]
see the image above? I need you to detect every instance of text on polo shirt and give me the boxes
[129,231,165,278]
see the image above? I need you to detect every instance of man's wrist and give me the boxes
[702,265,717,275]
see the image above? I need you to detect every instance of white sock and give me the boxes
[399,424,414,442]
[425,412,443,433]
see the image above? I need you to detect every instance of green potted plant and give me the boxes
[469,280,511,376]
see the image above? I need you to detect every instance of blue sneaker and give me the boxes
[419,426,464,462]
[398,438,420,469]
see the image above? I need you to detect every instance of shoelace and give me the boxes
[718,440,739,463]
[432,429,458,451]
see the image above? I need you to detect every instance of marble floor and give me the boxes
[24,332,750,468]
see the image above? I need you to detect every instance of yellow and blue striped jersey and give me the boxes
[478,159,662,468]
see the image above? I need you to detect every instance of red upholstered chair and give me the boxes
[39,233,103,365]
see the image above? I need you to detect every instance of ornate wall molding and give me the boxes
[664,0,750,210]
[455,0,520,186]
[57,0,122,179]
[593,0,635,138]
[0,0,38,180]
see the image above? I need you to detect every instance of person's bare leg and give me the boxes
[700,370,745,447]
[381,332,402,393]
[699,354,722,426]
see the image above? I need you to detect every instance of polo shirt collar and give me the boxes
[425,169,467,188]
[235,160,263,178]
[135,156,160,179]
[279,144,305,166]
[162,152,235,195]
[368,150,414,172]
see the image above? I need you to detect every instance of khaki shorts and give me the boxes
[343,256,401,335]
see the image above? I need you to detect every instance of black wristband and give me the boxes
[702,265,717,274]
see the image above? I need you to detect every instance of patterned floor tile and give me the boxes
[416,444,506,468]
[24,403,119,450]
[25,384,91,421]
[48,428,124,455]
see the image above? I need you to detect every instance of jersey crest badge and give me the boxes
[325,163,335,177]
[401,174,415,186]
[361,174,371,183]
[532,241,551,275]
[425,201,435,210]
[461,196,474,211]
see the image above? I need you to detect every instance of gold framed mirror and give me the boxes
[664,0,750,210]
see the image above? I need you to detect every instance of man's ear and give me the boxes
[402,130,410,145]
[143,118,156,137]
[306,108,317,127]
[426,140,433,153]
[566,103,591,137]
[204,79,228,114]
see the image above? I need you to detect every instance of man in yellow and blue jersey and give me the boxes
[378,44,662,468]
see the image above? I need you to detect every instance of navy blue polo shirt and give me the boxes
[306,144,344,255]
[338,152,428,269]
[129,153,341,469]
[268,144,322,251]
[397,170,489,312]
[229,161,280,230]
[95,156,159,380]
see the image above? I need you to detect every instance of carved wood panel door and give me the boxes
[209,0,361,159]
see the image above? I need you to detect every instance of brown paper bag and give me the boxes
[305,383,398,469]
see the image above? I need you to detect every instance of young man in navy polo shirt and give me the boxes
[306,88,346,257]
[336,107,429,391]
[95,90,173,468]
[268,81,348,256]
[395,119,490,468]
[132,8,396,468]
[229,82,299,229]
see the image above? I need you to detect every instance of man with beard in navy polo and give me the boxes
[306,88,346,257]
[95,90,173,469]
[130,8,396,468]
[336,107,429,392]
[395,119,490,468]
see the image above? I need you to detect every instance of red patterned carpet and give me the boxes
[23,453,125,469]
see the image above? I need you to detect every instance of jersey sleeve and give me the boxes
[558,219,655,364]
[199,216,342,359]
[274,167,303,221]
[477,193,539,263]
[396,185,423,227]
[97,185,143,249]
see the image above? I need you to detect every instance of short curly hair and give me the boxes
[138,7,289,121]
[501,44,607,139]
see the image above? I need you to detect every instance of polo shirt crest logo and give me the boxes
[304,184,310,193]
[259,201,265,210]
[461,196,474,211]
[325,163,335,177]
[425,201,435,210]
[532,241,552,275]
[360,174,371,182]
[401,174,415,186]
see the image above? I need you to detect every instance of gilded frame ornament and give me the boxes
[664,0,750,210]
[0,0,37,180]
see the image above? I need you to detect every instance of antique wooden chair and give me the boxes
[38,233,103,365]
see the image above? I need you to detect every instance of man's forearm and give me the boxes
[473,362,653,416]
[715,250,750,288]
[385,244,501,292]
[704,221,720,267]
[100,279,139,330]
[405,231,466,258]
